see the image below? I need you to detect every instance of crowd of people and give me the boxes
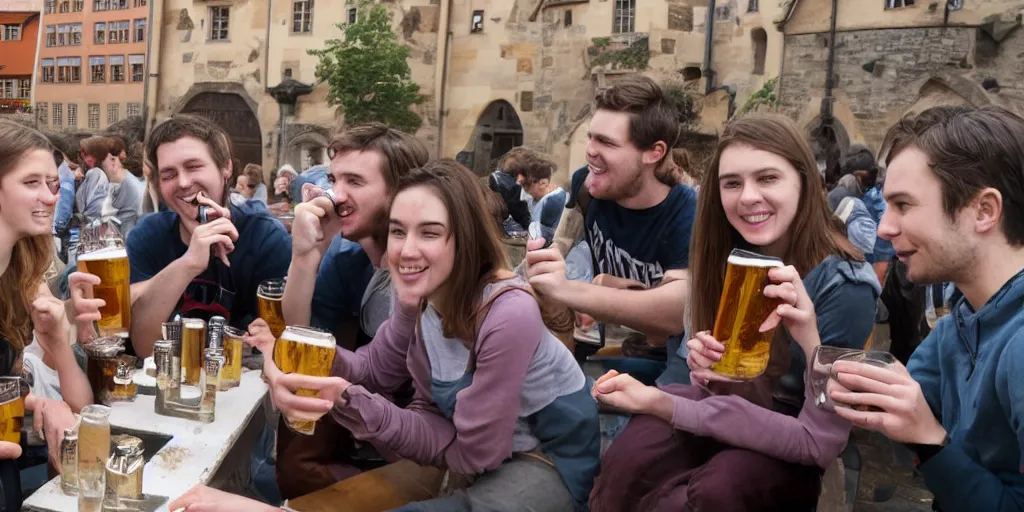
[0,73,1020,512]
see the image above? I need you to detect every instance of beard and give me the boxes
[601,156,646,202]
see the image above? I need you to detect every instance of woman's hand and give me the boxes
[25,394,76,470]
[169,484,280,512]
[263,349,350,422]
[761,265,820,356]
[591,370,674,422]
[685,332,739,386]
[244,318,276,355]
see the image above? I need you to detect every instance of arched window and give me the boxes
[751,28,767,75]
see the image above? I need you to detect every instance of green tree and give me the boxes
[308,0,423,133]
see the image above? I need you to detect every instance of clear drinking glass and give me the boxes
[809,346,861,409]
[829,351,897,412]
[77,404,111,512]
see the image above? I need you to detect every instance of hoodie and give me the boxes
[834,196,878,255]
[909,269,1024,512]
[75,168,108,225]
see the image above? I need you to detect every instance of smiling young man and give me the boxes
[116,114,291,357]
[827,106,1024,511]
[526,75,697,382]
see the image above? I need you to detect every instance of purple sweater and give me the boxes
[330,290,554,475]
[664,368,851,469]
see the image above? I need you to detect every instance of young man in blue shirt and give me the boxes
[72,114,293,357]
[830,105,1024,511]
[526,75,697,382]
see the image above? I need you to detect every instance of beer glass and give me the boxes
[221,325,245,390]
[274,326,337,435]
[181,318,207,386]
[77,246,131,338]
[77,404,111,512]
[0,377,23,445]
[809,346,861,409]
[710,249,784,380]
[258,278,287,339]
[829,351,897,412]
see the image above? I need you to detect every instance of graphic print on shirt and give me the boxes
[587,220,664,287]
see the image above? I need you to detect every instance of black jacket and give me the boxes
[488,171,531,232]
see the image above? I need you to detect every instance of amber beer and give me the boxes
[181,318,207,386]
[78,247,131,338]
[220,325,245,390]
[274,326,336,435]
[258,278,286,339]
[710,250,785,380]
[0,377,23,445]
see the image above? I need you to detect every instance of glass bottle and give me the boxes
[110,356,138,402]
[77,404,111,512]
[106,435,144,504]
[59,426,78,495]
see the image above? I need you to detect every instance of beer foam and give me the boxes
[727,253,784,268]
[256,292,283,301]
[183,318,206,329]
[78,247,128,261]
[281,327,336,348]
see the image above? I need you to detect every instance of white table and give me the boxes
[24,370,269,511]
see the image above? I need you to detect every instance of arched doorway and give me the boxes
[179,92,263,171]
[806,116,850,188]
[456,100,524,176]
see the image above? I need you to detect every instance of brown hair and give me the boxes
[328,122,430,196]
[241,163,264,186]
[146,114,233,173]
[689,114,859,339]
[482,186,509,236]
[0,120,56,354]
[594,75,679,168]
[881,105,1024,246]
[80,135,123,166]
[394,159,510,344]
[124,141,145,178]
[498,147,546,176]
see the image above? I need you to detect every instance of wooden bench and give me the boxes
[288,460,444,512]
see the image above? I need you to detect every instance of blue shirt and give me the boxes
[309,236,375,338]
[863,185,895,263]
[568,167,697,287]
[53,162,75,233]
[125,200,292,329]
[909,269,1024,512]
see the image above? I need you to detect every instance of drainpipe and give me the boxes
[31,13,43,128]
[821,0,838,121]
[266,0,280,170]
[142,0,163,136]
[702,0,716,95]
[434,0,453,157]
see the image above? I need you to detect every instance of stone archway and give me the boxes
[284,124,331,172]
[176,85,263,171]
[456,100,524,176]
[806,116,851,187]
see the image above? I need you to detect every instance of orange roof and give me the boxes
[0,13,33,25]
[0,14,38,77]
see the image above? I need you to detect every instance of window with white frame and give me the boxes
[109,21,129,43]
[37,103,47,125]
[293,0,313,33]
[18,79,30,99]
[90,56,105,83]
[885,0,915,8]
[93,0,109,11]
[133,0,146,7]
[347,7,356,24]
[210,7,229,41]
[68,103,78,128]
[88,104,100,129]
[53,103,63,127]
[46,25,56,47]
[58,0,68,13]
[613,0,635,33]
[107,103,120,125]
[109,55,125,82]
[44,0,55,13]
[134,19,145,42]
[41,59,55,83]
[129,54,144,82]
[2,24,20,41]
[73,0,83,11]
[126,102,140,117]
[57,57,81,83]
[0,80,14,99]
[95,22,106,44]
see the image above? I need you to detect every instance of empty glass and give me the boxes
[810,346,896,411]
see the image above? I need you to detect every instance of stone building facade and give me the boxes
[146,0,786,182]
[777,0,1024,157]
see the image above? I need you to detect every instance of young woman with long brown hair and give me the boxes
[588,114,881,511]
[260,159,599,511]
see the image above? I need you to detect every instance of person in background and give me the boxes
[828,106,1024,512]
[266,159,599,511]
[488,147,535,233]
[139,159,162,216]
[122,141,146,180]
[43,133,80,263]
[80,136,145,237]
[833,195,878,256]
[526,75,697,380]
[234,163,267,204]
[74,138,111,227]
[669,148,701,189]
[589,114,878,511]
[517,155,567,244]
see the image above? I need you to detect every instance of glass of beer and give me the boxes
[809,346,861,409]
[258,278,287,339]
[77,404,111,512]
[77,246,131,338]
[181,318,207,387]
[710,249,785,380]
[274,326,337,435]
[220,325,245,390]
[0,377,23,445]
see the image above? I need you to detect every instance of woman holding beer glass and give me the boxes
[262,160,599,511]
[589,114,881,511]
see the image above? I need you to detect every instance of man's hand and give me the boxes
[291,196,342,261]
[169,484,280,512]
[274,175,292,196]
[181,217,238,273]
[263,349,349,422]
[525,238,570,301]
[26,395,76,470]
[0,442,20,461]
[244,319,275,355]
[830,359,947,445]
[592,370,674,422]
